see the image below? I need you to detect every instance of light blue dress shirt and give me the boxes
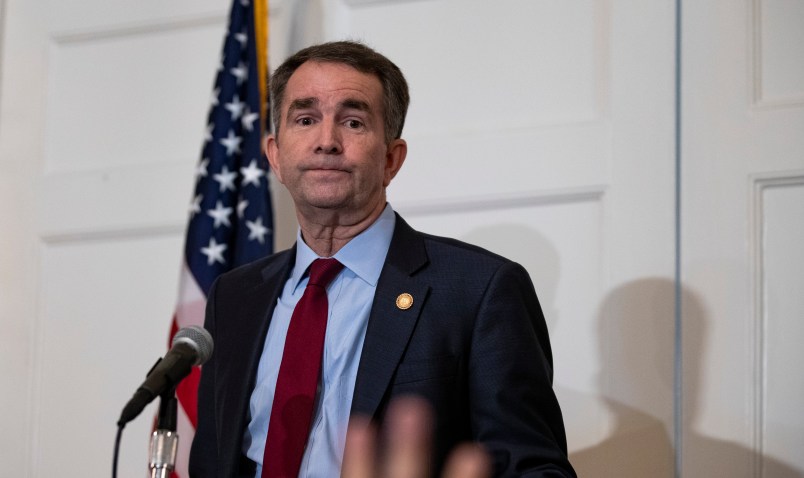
[243,204,396,478]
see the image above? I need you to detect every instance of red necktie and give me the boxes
[262,258,344,478]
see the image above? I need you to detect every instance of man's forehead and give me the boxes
[284,61,382,102]
[293,59,372,78]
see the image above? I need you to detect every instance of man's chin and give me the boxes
[298,197,351,212]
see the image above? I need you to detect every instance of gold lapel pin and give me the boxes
[396,293,413,310]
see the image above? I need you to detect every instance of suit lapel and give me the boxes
[229,249,295,381]
[243,249,296,382]
[218,248,295,465]
[351,215,430,419]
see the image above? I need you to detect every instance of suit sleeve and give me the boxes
[469,261,576,477]
[189,279,220,478]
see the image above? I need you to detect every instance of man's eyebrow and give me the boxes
[284,97,372,121]
[286,97,318,118]
[340,98,371,112]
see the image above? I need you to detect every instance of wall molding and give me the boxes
[749,170,804,476]
[38,159,195,240]
[39,223,185,246]
[396,185,606,217]
[50,12,228,45]
[342,0,434,6]
[49,0,286,45]
[750,0,804,109]
[39,185,607,243]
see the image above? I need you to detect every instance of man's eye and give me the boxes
[297,117,313,126]
[346,119,363,129]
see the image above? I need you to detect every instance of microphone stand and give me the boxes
[148,387,179,478]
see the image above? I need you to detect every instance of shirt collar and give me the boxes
[290,204,396,291]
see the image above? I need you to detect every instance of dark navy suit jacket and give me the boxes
[189,214,576,477]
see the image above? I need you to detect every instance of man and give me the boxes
[190,41,575,477]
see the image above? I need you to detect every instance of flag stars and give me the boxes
[189,194,203,217]
[188,2,273,276]
[219,130,242,156]
[213,165,238,192]
[240,159,263,187]
[225,95,245,120]
[201,237,227,265]
[207,200,233,228]
[230,61,248,85]
[246,216,271,244]
[237,198,249,218]
[241,107,259,132]
[234,29,248,48]
[196,158,210,179]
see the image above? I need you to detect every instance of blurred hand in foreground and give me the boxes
[342,398,490,478]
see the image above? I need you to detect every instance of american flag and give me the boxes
[169,0,271,476]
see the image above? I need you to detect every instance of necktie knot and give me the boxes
[307,258,344,288]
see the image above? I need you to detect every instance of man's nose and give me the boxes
[314,120,342,155]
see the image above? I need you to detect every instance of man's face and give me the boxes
[265,61,406,221]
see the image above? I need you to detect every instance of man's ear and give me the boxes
[264,134,284,184]
[383,139,407,187]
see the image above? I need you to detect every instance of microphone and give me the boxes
[118,326,213,426]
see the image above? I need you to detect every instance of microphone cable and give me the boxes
[112,423,124,478]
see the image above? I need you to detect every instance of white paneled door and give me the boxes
[682,0,804,476]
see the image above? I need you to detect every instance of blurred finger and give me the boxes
[382,397,433,478]
[441,444,491,478]
[342,416,376,478]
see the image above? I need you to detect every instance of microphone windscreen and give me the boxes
[172,326,214,365]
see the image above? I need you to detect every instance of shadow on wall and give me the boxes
[677,284,802,477]
[462,224,676,475]
[458,223,802,475]
[570,279,803,477]
[570,278,676,477]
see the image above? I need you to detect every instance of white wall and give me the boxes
[0,0,801,477]
[0,0,48,473]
